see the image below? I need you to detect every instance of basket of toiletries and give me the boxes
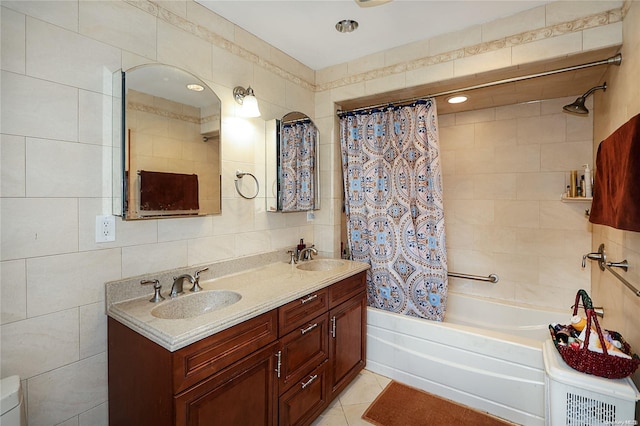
[548,289,640,379]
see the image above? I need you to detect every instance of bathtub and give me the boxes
[366,292,569,426]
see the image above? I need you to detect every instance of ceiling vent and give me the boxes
[354,0,392,8]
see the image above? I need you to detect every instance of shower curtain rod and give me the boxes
[337,53,622,115]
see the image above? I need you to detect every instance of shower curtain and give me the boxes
[339,99,448,321]
[280,120,317,212]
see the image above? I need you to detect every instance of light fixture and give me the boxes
[447,95,468,104]
[233,86,261,117]
[562,82,606,115]
[335,19,359,33]
[187,83,204,92]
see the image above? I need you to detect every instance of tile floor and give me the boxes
[311,369,392,426]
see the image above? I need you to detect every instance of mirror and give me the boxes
[113,64,221,220]
[265,112,320,212]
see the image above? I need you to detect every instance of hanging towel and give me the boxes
[589,113,640,232]
[139,170,199,212]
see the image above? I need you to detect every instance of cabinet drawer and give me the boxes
[279,361,329,426]
[172,310,278,394]
[278,288,328,336]
[328,271,365,308]
[278,313,329,394]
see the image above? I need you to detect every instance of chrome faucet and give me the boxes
[170,274,195,298]
[170,267,209,297]
[297,246,318,262]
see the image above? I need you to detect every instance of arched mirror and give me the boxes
[112,64,221,220]
[265,112,319,212]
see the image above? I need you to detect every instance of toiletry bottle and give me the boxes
[570,170,578,197]
[583,164,592,197]
[297,238,306,255]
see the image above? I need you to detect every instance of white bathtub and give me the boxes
[366,292,569,426]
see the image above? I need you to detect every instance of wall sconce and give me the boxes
[233,86,261,117]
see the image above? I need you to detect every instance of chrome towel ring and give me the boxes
[234,170,259,199]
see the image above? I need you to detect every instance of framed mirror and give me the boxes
[266,112,319,212]
[113,64,221,220]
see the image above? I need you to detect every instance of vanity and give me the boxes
[106,256,369,426]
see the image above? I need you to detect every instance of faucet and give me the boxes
[170,274,195,298]
[170,267,209,297]
[297,246,318,262]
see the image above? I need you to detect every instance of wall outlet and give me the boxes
[96,215,116,243]
[307,211,315,222]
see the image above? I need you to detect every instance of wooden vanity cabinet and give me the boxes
[108,271,366,426]
[328,272,367,400]
[108,310,278,426]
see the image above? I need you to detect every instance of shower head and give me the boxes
[563,82,607,115]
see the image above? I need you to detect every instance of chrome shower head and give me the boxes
[563,82,607,115]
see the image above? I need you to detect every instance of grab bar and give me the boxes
[448,271,499,283]
[582,244,640,297]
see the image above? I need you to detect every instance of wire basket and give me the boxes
[549,289,640,379]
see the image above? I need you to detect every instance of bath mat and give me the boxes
[362,381,515,426]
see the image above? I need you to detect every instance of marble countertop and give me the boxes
[107,259,370,352]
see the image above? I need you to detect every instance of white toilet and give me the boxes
[0,376,26,426]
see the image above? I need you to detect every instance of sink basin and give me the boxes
[151,290,242,319]
[296,259,345,272]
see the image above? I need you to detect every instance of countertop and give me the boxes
[107,259,370,352]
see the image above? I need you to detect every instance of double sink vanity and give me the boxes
[106,254,369,425]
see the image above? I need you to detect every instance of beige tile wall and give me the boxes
[440,98,593,309]
[592,0,640,386]
[0,0,630,423]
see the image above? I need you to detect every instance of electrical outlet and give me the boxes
[96,215,116,243]
[307,211,315,222]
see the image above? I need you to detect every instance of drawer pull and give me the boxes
[301,374,318,389]
[331,316,337,338]
[300,294,318,304]
[300,323,318,335]
[275,351,282,378]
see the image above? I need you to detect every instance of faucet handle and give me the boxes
[141,279,165,303]
[191,267,209,292]
[287,250,297,265]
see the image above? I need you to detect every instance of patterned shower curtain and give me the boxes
[339,99,448,321]
[280,120,317,211]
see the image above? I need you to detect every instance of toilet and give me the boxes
[0,376,26,426]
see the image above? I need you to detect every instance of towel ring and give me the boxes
[234,170,259,199]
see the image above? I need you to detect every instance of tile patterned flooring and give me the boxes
[311,369,392,426]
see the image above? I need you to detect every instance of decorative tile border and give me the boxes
[130,0,626,94]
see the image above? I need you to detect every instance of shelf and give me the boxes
[561,195,593,203]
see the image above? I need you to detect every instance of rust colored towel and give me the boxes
[589,113,640,232]
[139,170,199,212]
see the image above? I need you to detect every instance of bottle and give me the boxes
[570,170,578,197]
[297,238,306,252]
[583,164,592,197]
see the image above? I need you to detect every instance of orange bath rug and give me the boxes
[362,381,516,426]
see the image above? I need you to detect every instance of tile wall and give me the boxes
[0,0,632,423]
[592,0,640,386]
[439,97,594,309]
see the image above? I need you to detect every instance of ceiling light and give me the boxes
[187,83,204,92]
[447,95,468,104]
[335,19,359,33]
[233,86,261,117]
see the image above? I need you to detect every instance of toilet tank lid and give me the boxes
[0,375,22,415]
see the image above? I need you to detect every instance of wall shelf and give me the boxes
[561,195,593,203]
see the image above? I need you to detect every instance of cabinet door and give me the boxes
[278,313,329,394]
[279,361,329,426]
[175,342,278,426]
[328,292,366,399]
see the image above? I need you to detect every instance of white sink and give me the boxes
[296,259,345,272]
[151,290,242,319]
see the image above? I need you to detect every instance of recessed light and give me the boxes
[335,19,359,33]
[447,95,468,104]
[187,83,204,92]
